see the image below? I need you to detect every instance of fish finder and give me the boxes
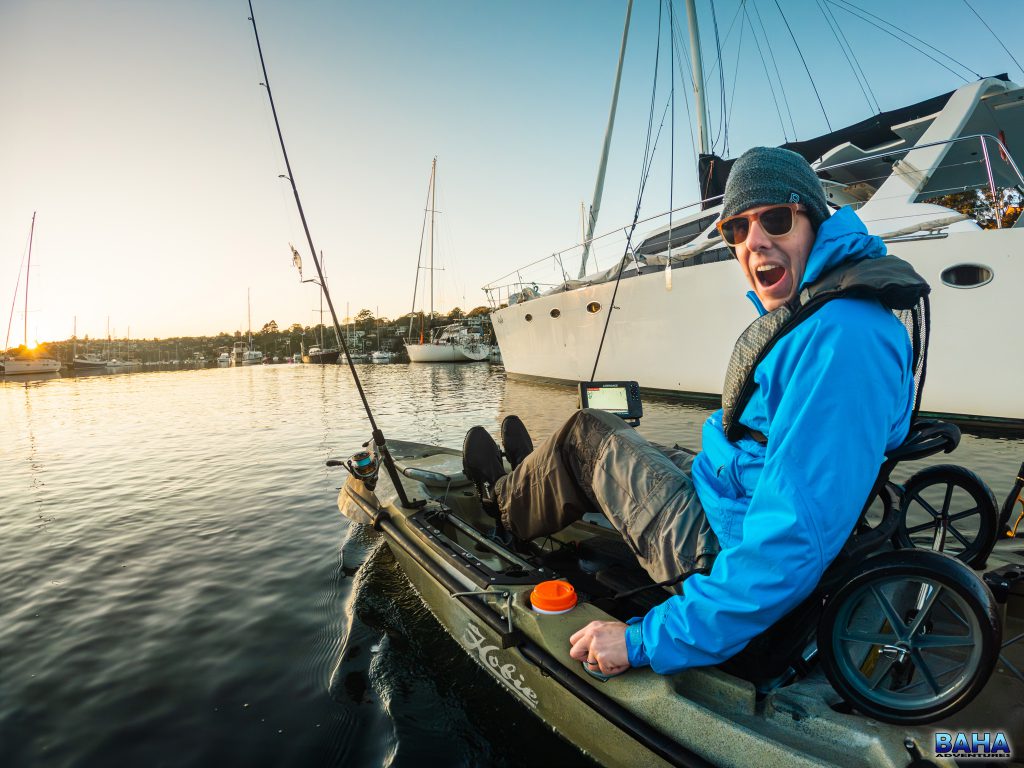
[577,381,643,426]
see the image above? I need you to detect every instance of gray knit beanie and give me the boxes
[720,146,830,231]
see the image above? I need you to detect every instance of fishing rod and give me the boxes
[247,0,418,509]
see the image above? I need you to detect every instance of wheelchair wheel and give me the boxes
[818,549,1001,725]
[895,464,998,569]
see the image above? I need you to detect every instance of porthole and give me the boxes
[550,309,561,318]
[524,314,533,322]
[586,301,601,313]
[940,264,993,289]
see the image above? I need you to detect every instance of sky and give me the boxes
[1,0,1021,344]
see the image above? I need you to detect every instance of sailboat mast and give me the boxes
[578,0,632,279]
[429,157,436,327]
[407,160,434,341]
[247,288,252,349]
[24,212,36,348]
[684,0,710,156]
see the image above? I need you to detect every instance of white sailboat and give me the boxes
[405,158,490,363]
[234,289,263,365]
[486,2,1024,430]
[2,212,61,376]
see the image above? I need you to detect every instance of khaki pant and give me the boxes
[496,409,720,585]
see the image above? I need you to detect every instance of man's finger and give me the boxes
[568,636,591,661]
[568,621,598,645]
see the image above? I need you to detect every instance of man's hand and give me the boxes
[569,620,631,677]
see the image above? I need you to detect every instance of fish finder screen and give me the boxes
[585,386,628,412]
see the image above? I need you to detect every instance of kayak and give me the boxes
[337,438,1024,768]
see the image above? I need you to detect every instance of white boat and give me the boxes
[234,289,263,365]
[404,158,492,364]
[217,352,231,366]
[406,323,490,362]
[2,213,61,376]
[486,10,1024,430]
[369,350,392,363]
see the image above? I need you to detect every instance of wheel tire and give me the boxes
[895,464,999,568]
[818,549,1001,725]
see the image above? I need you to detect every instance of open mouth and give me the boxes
[755,264,786,288]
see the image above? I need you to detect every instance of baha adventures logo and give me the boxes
[934,731,1012,759]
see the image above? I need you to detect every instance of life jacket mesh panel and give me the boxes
[896,295,930,421]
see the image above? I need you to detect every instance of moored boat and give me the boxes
[302,345,341,365]
[485,7,1024,431]
[2,213,61,376]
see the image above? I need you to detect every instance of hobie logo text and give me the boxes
[935,732,1011,758]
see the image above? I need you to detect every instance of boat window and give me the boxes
[940,264,993,289]
[524,314,533,322]
[586,302,601,313]
[550,309,561,318]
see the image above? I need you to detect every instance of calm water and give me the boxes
[1,364,1021,767]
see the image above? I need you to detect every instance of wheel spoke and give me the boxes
[866,654,898,690]
[870,585,909,639]
[908,492,941,520]
[839,631,898,645]
[894,658,965,693]
[948,507,979,523]
[941,483,955,517]
[947,525,972,548]
[907,521,937,535]
[909,649,942,695]
[938,595,971,630]
[914,633,975,649]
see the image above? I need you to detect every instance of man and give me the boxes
[464,146,927,677]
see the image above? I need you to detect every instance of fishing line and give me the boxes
[246,0,417,509]
[961,0,1024,79]
[590,0,668,380]
[773,0,832,132]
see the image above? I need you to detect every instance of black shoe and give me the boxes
[463,426,506,514]
[500,415,533,470]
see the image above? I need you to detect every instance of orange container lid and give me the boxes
[530,580,577,613]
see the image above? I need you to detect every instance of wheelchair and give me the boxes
[723,419,1005,725]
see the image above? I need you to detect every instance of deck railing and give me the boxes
[483,133,1023,309]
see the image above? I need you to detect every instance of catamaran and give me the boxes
[485,4,1024,431]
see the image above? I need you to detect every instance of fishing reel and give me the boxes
[326,443,381,490]
[344,447,380,490]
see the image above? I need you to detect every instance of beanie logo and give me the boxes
[788,192,800,203]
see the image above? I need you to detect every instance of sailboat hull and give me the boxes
[406,343,489,363]
[492,227,1024,429]
[2,358,62,375]
[302,349,341,364]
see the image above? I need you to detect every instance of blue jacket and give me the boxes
[625,207,916,672]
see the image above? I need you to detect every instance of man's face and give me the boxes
[732,205,815,311]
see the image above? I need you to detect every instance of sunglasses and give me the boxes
[716,203,803,246]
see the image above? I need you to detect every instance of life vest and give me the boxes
[720,254,931,443]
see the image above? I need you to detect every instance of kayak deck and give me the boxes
[342,439,1024,767]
